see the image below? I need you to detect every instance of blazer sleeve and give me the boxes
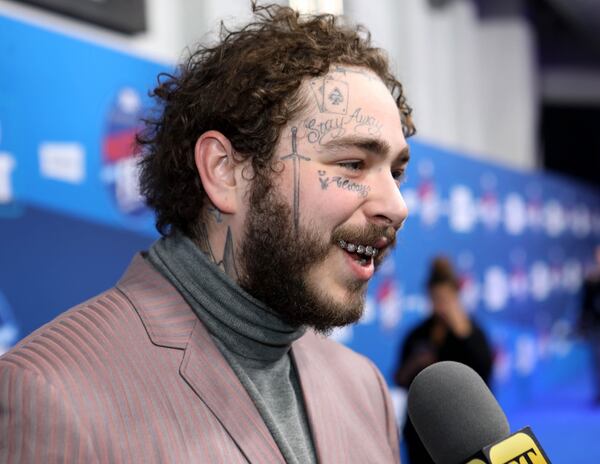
[369,360,401,464]
[0,361,99,464]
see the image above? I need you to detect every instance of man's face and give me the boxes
[238,66,409,332]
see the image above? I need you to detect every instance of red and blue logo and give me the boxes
[101,87,147,216]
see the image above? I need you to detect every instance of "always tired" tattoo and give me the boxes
[318,170,370,198]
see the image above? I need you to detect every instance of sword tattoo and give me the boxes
[280,127,311,232]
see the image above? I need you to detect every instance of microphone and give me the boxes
[407,361,551,464]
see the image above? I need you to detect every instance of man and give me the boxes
[0,4,414,463]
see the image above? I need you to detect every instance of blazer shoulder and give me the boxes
[0,359,99,463]
[0,286,139,380]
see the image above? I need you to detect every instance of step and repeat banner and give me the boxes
[1,13,599,416]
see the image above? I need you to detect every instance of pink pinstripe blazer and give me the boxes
[0,255,400,463]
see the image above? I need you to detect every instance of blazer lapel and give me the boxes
[292,332,349,464]
[118,254,285,464]
[181,320,285,464]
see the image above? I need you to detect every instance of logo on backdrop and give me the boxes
[376,277,403,330]
[478,173,501,230]
[483,266,509,311]
[449,185,477,233]
[101,87,147,216]
[508,249,529,302]
[504,193,527,236]
[457,252,480,313]
[561,259,582,293]
[0,121,16,204]
[416,160,441,227]
[0,151,16,204]
[570,204,592,238]
[525,184,544,233]
[39,142,85,184]
[0,291,19,355]
[529,261,551,302]
[543,200,566,237]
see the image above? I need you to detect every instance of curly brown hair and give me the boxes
[137,2,416,238]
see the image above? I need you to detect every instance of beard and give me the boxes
[237,172,396,333]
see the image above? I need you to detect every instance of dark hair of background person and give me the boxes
[136,2,416,241]
[426,256,460,292]
[427,256,460,292]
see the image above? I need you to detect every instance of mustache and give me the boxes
[331,223,396,248]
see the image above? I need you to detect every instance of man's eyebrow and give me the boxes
[322,135,410,163]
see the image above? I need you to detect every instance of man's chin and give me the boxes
[299,287,366,334]
[308,312,363,336]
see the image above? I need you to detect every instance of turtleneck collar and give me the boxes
[147,230,305,363]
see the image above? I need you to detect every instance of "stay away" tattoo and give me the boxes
[304,107,383,146]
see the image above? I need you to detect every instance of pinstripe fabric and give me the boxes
[0,254,400,463]
[293,333,400,464]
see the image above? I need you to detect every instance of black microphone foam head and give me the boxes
[407,361,510,464]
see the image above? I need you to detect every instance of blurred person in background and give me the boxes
[394,256,493,464]
[0,3,414,463]
[579,244,600,406]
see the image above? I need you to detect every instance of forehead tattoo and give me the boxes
[310,76,349,115]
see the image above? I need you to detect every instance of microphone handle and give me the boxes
[463,426,551,464]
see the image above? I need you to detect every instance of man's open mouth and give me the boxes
[338,240,379,266]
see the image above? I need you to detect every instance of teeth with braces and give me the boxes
[338,240,379,257]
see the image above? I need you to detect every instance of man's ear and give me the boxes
[194,131,239,214]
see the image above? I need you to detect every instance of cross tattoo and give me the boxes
[280,126,311,231]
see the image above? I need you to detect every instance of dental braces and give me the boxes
[338,240,379,257]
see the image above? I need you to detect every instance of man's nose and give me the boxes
[363,174,408,230]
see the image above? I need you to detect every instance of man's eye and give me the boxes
[338,161,363,171]
[392,169,407,185]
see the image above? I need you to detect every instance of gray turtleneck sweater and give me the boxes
[147,232,317,464]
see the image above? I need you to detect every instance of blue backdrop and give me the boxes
[1,13,599,461]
